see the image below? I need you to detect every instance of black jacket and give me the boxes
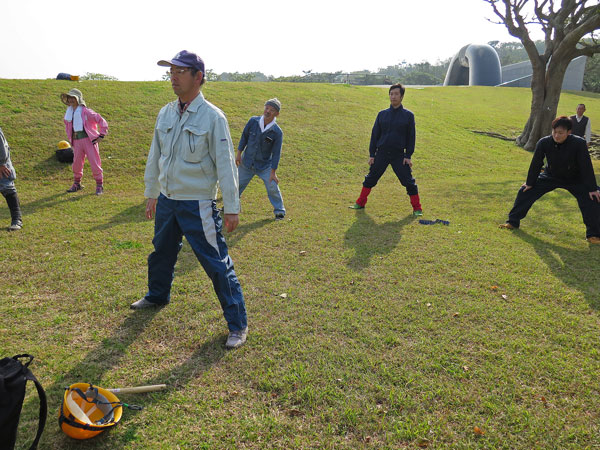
[526,134,597,191]
[369,105,415,158]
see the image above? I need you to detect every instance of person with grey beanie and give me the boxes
[236,98,286,220]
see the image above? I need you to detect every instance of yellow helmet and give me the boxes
[59,383,123,440]
[58,140,71,150]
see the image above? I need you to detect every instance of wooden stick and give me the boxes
[107,384,167,394]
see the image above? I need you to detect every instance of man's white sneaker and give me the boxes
[225,327,248,349]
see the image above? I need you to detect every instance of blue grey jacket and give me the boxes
[237,116,283,171]
[144,92,240,214]
[0,127,16,189]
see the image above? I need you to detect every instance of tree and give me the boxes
[162,68,219,82]
[488,40,545,65]
[486,0,600,150]
[80,72,118,81]
[583,51,600,91]
[402,71,443,85]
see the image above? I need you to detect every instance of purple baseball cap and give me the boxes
[157,50,205,73]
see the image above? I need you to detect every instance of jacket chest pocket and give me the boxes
[156,122,174,156]
[261,134,275,157]
[182,126,209,163]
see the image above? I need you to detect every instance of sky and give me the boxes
[0,0,524,81]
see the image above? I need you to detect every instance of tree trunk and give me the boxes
[516,60,572,150]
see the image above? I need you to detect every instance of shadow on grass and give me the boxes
[109,335,226,446]
[32,153,68,177]
[514,229,600,309]
[171,218,271,277]
[137,217,270,281]
[26,309,225,449]
[21,191,95,215]
[88,202,146,231]
[225,217,272,248]
[344,211,414,270]
[19,310,160,449]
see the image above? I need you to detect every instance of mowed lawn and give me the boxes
[2,79,600,449]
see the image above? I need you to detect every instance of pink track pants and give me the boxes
[72,138,103,185]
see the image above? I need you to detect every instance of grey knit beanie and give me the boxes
[265,98,281,112]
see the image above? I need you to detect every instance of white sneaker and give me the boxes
[225,327,248,349]
[130,298,162,310]
[8,220,22,231]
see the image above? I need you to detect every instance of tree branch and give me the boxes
[574,43,600,57]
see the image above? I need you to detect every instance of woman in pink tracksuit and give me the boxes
[61,88,108,195]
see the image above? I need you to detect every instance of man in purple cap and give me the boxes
[132,50,248,349]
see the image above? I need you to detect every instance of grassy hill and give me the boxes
[2,79,600,449]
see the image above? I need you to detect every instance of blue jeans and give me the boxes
[238,163,285,216]
[145,194,247,331]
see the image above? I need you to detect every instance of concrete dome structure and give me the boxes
[443,44,502,86]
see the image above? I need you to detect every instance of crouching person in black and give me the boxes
[0,127,22,231]
[499,116,600,244]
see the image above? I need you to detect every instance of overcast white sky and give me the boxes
[1,0,525,81]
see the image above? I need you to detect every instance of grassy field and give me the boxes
[2,79,600,449]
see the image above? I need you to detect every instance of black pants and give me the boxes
[362,150,418,195]
[507,175,600,238]
[2,188,21,222]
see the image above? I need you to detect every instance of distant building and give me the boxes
[499,55,587,90]
[444,44,587,91]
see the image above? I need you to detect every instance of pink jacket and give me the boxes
[64,107,108,143]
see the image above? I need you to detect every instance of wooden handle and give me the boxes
[107,384,167,394]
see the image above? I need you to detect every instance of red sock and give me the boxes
[356,187,371,206]
[410,194,421,211]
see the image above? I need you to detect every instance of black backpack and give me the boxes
[0,354,47,450]
[55,148,74,163]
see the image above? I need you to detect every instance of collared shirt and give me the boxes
[144,91,240,214]
[259,115,277,133]
[178,99,191,115]
[237,116,284,171]
[574,114,592,143]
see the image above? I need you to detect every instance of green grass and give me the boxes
[2,79,600,449]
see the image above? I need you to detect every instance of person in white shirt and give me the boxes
[571,103,592,145]
[236,99,285,220]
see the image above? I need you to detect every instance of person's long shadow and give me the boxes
[89,202,147,231]
[32,153,68,177]
[514,230,600,309]
[40,310,160,398]
[24,309,225,448]
[344,212,414,270]
[165,218,272,277]
[100,335,226,443]
[225,217,271,248]
[18,310,159,448]
[20,191,92,216]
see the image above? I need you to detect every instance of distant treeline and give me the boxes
[208,41,600,93]
[116,40,586,92]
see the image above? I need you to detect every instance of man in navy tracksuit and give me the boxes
[500,116,600,243]
[350,83,423,215]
